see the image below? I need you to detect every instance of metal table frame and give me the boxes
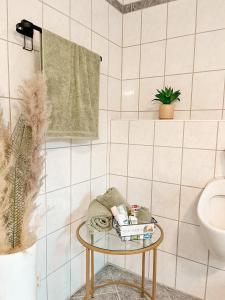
[76,222,164,300]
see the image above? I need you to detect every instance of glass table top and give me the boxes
[77,222,163,253]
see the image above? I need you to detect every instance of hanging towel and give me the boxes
[42,30,100,139]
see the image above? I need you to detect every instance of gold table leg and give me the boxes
[152,249,157,300]
[85,249,91,300]
[141,252,146,297]
[91,250,94,298]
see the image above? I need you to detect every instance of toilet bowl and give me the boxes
[197,178,225,260]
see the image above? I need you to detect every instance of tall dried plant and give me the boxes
[0,72,47,254]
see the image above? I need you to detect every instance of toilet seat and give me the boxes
[197,178,225,260]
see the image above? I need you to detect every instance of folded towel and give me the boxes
[137,207,152,224]
[87,200,112,232]
[42,30,100,139]
[97,187,130,211]
[87,187,128,232]
[87,187,152,232]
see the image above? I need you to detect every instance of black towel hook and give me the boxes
[16,19,42,51]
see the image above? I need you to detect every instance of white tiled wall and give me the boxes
[121,0,225,120]
[0,0,122,299]
[109,119,225,299]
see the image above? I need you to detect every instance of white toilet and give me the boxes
[197,178,225,260]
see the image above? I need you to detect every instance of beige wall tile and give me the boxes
[153,146,182,184]
[123,46,140,79]
[195,30,225,72]
[110,143,128,176]
[176,257,207,299]
[71,146,91,184]
[122,79,139,111]
[197,0,225,33]
[168,0,196,38]
[128,145,153,179]
[180,186,202,225]
[178,222,208,264]
[191,71,225,110]
[183,121,218,149]
[127,177,151,208]
[108,77,121,111]
[92,0,109,38]
[141,41,166,77]
[152,181,180,220]
[70,20,92,50]
[155,120,184,147]
[156,216,178,255]
[217,121,225,150]
[0,0,7,40]
[206,268,225,300]
[182,148,215,188]
[123,10,141,47]
[109,5,122,46]
[71,0,92,28]
[109,42,122,79]
[142,4,167,43]
[165,74,192,110]
[149,251,176,288]
[139,77,164,111]
[129,120,155,145]
[111,120,129,143]
[109,174,127,197]
[166,35,195,75]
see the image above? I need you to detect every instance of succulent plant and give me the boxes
[153,87,181,105]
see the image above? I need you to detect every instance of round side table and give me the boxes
[76,221,164,300]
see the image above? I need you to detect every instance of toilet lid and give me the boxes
[198,179,225,231]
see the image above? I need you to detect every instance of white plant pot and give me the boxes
[0,243,36,300]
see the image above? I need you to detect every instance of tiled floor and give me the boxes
[71,264,200,300]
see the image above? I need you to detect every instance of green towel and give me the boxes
[87,188,129,232]
[87,187,151,232]
[42,30,100,139]
[87,200,112,233]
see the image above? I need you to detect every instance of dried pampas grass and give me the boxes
[0,72,47,254]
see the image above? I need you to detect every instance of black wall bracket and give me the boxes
[16,19,42,51]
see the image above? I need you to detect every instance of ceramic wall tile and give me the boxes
[166,35,195,75]
[195,30,225,72]
[127,177,151,208]
[152,181,180,220]
[167,0,196,38]
[123,10,141,46]
[122,79,139,112]
[142,4,167,43]
[155,120,184,147]
[71,0,92,28]
[183,121,218,150]
[92,0,109,38]
[129,120,155,145]
[141,41,166,78]
[197,0,225,33]
[109,5,122,46]
[176,257,207,299]
[153,146,182,184]
[128,145,153,179]
[123,46,140,79]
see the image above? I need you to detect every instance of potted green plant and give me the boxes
[0,73,47,300]
[153,87,181,119]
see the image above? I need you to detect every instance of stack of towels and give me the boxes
[87,187,151,232]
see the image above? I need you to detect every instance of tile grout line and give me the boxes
[174,120,185,289]
[189,0,199,119]
[137,8,143,119]
[163,1,169,88]
[148,120,156,279]
[69,0,72,297]
[120,9,124,118]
